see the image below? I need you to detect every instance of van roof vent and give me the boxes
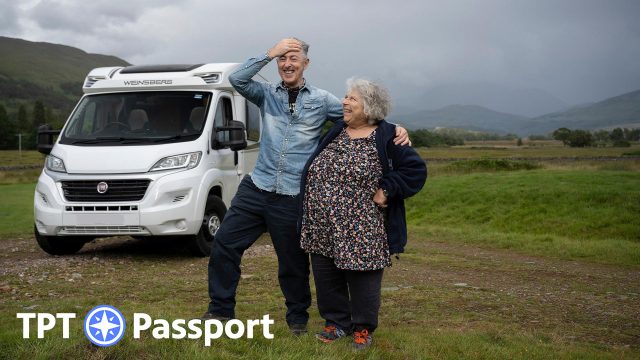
[108,67,121,78]
[195,73,221,84]
[120,64,204,74]
[84,76,105,88]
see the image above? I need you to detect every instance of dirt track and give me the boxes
[1,235,639,349]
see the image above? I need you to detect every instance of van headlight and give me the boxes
[46,155,67,173]
[150,152,201,172]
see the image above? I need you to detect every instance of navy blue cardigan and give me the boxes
[299,120,427,254]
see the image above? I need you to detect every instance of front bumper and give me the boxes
[34,169,205,237]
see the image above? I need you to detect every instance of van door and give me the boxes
[210,93,240,198]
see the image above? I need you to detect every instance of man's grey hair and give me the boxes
[346,78,391,124]
[291,37,309,57]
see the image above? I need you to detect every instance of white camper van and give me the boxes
[34,63,265,256]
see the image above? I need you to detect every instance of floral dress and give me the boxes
[300,128,391,270]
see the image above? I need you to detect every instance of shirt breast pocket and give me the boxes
[301,98,325,120]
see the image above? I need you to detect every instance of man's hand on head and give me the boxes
[393,126,412,146]
[268,38,303,59]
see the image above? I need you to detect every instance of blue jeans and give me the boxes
[207,175,311,325]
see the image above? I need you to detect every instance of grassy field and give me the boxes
[407,170,640,266]
[0,151,44,185]
[0,146,639,359]
[419,142,640,159]
[0,183,35,236]
[0,151,46,167]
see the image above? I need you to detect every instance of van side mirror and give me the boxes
[212,120,247,151]
[37,124,61,155]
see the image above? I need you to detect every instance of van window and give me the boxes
[245,101,261,142]
[59,92,212,146]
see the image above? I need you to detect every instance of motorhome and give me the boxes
[34,63,264,256]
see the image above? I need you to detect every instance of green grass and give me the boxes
[0,169,41,185]
[407,170,640,265]
[419,142,640,159]
[1,236,638,359]
[0,151,45,167]
[0,151,44,185]
[442,158,541,174]
[1,145,639,358]
[0,183,35,235]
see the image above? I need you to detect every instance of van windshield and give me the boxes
[59,91,211,145]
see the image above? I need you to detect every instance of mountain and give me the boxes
[522,90,640,135]
[392,82,569,117]
[389,104,529,135]
[390,89,640,136]
[0,36,129,117]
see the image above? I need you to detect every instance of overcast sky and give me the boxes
[1,0,639,107]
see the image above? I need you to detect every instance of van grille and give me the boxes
[61,180,151,202]
[65,205,138,212]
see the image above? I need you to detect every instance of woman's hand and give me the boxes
[373,188,388,208]
[393,126,411,146]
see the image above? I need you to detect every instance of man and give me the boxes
[204,38,410,334]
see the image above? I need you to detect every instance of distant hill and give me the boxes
[389,105,530,135]
[393,82,569,117]
[391,89,640,136]
[0,36,129,117]
[523,90,640,135]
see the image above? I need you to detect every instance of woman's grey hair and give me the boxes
[346,78,391,124]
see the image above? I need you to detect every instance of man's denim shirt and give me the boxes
[229,53,343,195]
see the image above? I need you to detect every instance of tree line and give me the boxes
[0,101,64,150]
[2,104,637,150]
[408,127,639,148]
[408,128,517,147]
[552,127,640,147]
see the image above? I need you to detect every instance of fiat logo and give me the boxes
[97,182,109,194]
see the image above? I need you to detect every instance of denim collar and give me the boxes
[276,79,309,93]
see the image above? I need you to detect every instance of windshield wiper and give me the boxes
[71,137,148,144]
[153,134,198,143]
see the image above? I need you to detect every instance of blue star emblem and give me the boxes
[83,305,126,346]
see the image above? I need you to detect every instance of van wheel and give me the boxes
[188,195,226,256]
[34,225,90,255]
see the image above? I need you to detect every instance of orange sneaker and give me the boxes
[315,325,348,343]
[352,329,372,350]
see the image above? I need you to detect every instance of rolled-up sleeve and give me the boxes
[229,53,271,106]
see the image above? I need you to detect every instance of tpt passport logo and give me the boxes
[18,305,273,345]
[83,305,126,347]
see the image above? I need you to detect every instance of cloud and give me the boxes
[1,0,639,107]
[28,0,175,32]
[0,0,20,33]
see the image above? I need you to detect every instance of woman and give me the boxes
[299,78,427,349]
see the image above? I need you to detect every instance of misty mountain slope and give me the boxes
[523,90,640,134]
[390,89,640,136]
[393,82,569,117]
[389,105,530,134]
[0,36,129,114]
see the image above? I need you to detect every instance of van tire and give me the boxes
[189,195,226,256]
[34,226,89,255]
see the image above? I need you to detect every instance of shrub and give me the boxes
[444,159,541,173]
[612,140,631,147]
